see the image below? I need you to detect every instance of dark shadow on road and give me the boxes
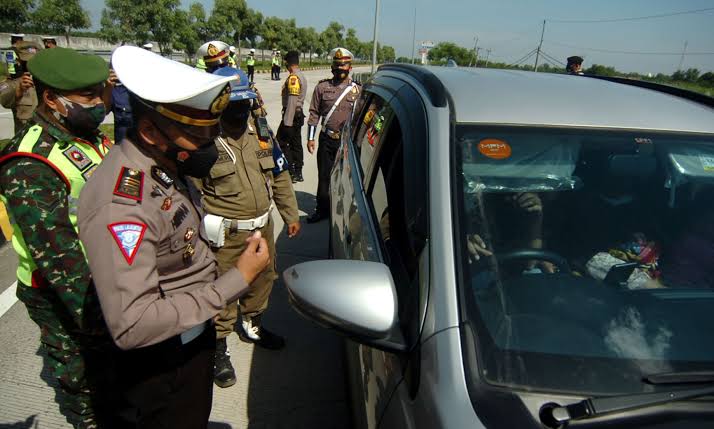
[244,220,350,429]
[0,415,37,429]
[294,190,316,218]
[207,422,233,429]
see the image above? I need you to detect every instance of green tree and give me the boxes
[699,72,714,86]
[241,8,263,47]
[32,0,90,46]
[428,42,473,65]
[684,68,700,82]
[0,0,35,33]
[297,26,321,62]
[188,2,211,43]
[320,21,344,57]
[172,9,198,58]
[344,28,360,58]
[208,0,247,48]
[100,0,183,55]
[584,64,617,76]
[378,44,395,63]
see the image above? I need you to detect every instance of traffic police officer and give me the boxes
[0,47,115,429]
[228,45,238,68]
[277,50,307,182]
[271,49,281,80]
[0,41,41,134]
[77,46,270,427]
[42,36,58,49]
[3,33,24,77]
[246,48,256,82]
[306,47,360,223]
[198,40,233,73]
[200,66,300,387]
[566,56,585,75]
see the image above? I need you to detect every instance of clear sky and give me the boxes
[83,0,714,74]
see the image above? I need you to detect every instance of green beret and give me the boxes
[28,47,108,91]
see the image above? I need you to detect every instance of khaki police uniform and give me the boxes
[1,41,41,134]
[199,117,298,339]
[307,50,360,217]
[277,67,307,175]
[78,45,245,428]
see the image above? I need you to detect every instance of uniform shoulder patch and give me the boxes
[108,222,147,265]
[318,78,331,84]
[288,75,301,96]
[113,167,144,201]
[151,166,174,189]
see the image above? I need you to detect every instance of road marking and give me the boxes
[0,281,18,318]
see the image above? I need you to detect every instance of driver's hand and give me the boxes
[512,192,543,213]
[467,234,493,263]
[528,260,556,273]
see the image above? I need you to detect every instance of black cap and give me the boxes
[567,56,583,65]
[285,51,299,66]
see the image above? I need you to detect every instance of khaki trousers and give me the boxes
[214,217,277,339]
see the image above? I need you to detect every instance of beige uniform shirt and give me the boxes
[198,120,299,224]
[78,140,249,350]
[281,69,307,127]
[308,78,360,132]
[0,77,37,121]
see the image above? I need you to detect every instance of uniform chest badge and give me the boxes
[108,222,147,265]
[161,197,172,211]
[62,145,93,171]
[113,167,144,201]
[151,166,174,189]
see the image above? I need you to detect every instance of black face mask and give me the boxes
[332,67,348,81]
[223,101,251,125]
[165,141,219,178]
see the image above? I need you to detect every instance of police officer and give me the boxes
[306,47,360,223]
[246,48,256,82]
[3,33,24,78]
[566,56,585,75]
[271,49,281,80]
[277,50,307,182]
[228,45,238,68]
[42,36,58,49]
[201,67,300,387]
[0,41,40,134]
[0,47,115,429]
[142,42,153,51]
[198,40,233,73]
[78,46,270,427]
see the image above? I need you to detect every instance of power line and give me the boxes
[539,50,566,67]
[548,7,714,24]
[544,40,714,56]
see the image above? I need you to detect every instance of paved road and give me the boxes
[0,66,369,428]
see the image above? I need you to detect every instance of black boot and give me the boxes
[307,211,327,223]
[238,314,285,350]
[295,168,304,182]
[214,338,237,388]
[289,164,298,183]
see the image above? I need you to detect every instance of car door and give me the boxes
[340,81,430,429]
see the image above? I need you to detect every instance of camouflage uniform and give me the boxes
[0,112,117,429]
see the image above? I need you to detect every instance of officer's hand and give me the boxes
[511,192,543,213]
[16,73,33,98]
[236,232,270,284]
[287,221,301,238]
[467,233,493,264]
[106,69,118,87]
[307,139,316,155]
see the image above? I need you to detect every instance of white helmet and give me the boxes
[250,48,256,53]
[229,45,236,53]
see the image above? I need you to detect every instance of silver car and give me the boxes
[284,65,714,428]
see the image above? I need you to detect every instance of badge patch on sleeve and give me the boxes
[108,222,147,265]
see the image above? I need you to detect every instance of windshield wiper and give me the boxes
[547,382,714,425]
[644,371,714,385]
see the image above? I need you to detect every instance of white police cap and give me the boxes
[330,47,354,64]
[112,46,236,126]
[197,41,229,62]
[142,42,153,50]
[10,33,25,38]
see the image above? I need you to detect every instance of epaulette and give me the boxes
[113,166,144,204]
[318,78,331,84]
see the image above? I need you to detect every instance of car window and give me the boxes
[366,113,420,328]
[356,96,392,177]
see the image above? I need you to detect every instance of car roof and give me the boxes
[421,66,714,135]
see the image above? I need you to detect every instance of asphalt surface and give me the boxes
[0,66,369,428]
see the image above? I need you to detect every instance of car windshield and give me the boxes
[455,125,714,395]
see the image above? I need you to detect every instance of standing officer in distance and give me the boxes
[78,46,270,428]
[566,56,585,75]
[0,41,40,134]
[201,67,300,387]
[42,36,58,49]
[3,33,24,78]
[306,47,360,223]
[0,47,115,429]
[228,46,238,68]
[246,48,256,83]
[277,50,307,183]
[271,49,282,80]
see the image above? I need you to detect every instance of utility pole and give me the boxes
[534,19,546,72]
[411,7,417,64]
[371,0,381,73]
[484,48,491,68]
[678,40,688,71]
[469,36,479,67]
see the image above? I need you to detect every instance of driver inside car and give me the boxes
[466,191,556,274]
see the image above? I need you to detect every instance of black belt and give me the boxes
[322,129,341,140]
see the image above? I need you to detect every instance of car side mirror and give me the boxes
[283,260,407,353]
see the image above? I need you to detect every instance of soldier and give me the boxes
[277,50,307,183]
[78,46,270,427]
[0,41,41,134]
[0,47,115,429]
[201,66,300,387]
[42,36,58,49]
[306,47,360,223]
[246,48,256,83]
[566,56,585,75]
